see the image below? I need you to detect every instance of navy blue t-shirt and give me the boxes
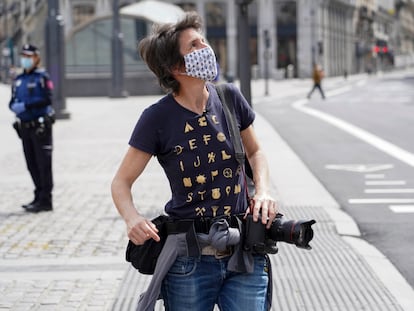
[129,83,255,219]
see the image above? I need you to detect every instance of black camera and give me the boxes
[244,213,316,254]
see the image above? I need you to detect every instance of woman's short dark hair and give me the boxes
[138,12,203,94]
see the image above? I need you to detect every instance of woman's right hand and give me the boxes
[127,214,160,245]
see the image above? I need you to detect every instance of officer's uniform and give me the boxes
[9,44,55,213]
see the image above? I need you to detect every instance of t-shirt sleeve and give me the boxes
[226,84,255,130]
[128,106,160,155]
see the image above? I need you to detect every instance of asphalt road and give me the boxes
[255,70,414,289]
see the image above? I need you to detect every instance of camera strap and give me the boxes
[215,84,251,203]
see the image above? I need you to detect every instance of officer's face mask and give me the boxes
[20,57,34,70]
[181,46,217,82]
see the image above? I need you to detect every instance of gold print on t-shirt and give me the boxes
[225,186,231,196]
[194,156,201,168]
[179,161,185,172]
[186,192,193,202]
[224,205,232,216]
[211,206,219,217]
[189,139,197,150]
[198,190,206,200]
[196,174,206,184]
[234,184,241,194]
[203,134,211,145]
[217,132,226,142]
[174,145,184,155]
[223,168,232,178]
[211,170,218,181]
[208,152,216,163]
[211,115,219,124]
[198,116,207,127]
[196,207,206,216]
[221,150,232,160]
[184,122,194,133]
[212,188,221,199]
[183,177,192,187]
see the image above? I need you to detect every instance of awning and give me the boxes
[120,0,185,24]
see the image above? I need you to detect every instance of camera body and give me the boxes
[244,213,316,254]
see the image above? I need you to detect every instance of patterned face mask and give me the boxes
[183,46,218,81]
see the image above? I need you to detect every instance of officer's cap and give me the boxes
[21,44,39,56]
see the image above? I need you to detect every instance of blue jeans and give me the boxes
[161,254,269,311]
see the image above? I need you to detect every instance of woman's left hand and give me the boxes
[248,194,278,229]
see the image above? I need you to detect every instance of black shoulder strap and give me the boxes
[215,84,245,166]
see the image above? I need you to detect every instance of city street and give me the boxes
[1,71,414,310]
[255,69,414,288]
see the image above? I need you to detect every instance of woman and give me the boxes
[111,12,277,311]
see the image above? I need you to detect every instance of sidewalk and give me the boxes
[0,73,413,310]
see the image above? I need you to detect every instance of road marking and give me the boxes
[349,198,414,204]
[365,188,414,194]
[325,164,393,173]
[365,174,385,179]
[389,205,414,213]
[325,85,352,97]
[293,100,414,167]
[365,180,406,185]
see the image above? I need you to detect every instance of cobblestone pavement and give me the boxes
[0,87,169,310]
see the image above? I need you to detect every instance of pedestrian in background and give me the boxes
[9,44,55,213]
[111,12,277,311]
[307,63,326,99]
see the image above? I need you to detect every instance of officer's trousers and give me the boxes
[20,125,53,204]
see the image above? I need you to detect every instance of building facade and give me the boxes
[1,0,414,93]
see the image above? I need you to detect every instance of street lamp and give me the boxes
[45,0,70,119]
[236,0,253,106]
[110,0,127,98]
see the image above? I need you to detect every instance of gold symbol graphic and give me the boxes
[217,132,226,142]
[198,116,207,127]
[194,156,201,168]
[211,170,218,181]
[196,174,206,184]
[180,161,185,172]
[203,134,211,145]
[212,188,221,199]
[225,186,231,196]
[189,139,197,150]
[186,192,193,202]
[223,168,233,178]
[183,177,192,187]
[184,122,194,133]
[208,152,216,163]
[222,150,231,160]
[211,115,219,124]
[234,184,241,194]
[224,205,231,216]
[174,145,184,155]
[195,207,206,216]
[211,206,219,217]
[198,190,207,200]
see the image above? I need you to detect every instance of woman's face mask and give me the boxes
[183,46,217,82]
[20,57,34,70]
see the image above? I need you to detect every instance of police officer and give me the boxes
[9,44,55,213]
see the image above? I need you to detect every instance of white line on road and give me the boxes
[389,205,414,213]
[365,188,414,193]
[349,198,414,204]
[365,180,406,185]
[365,174,385,179]
[293,100,414,167]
